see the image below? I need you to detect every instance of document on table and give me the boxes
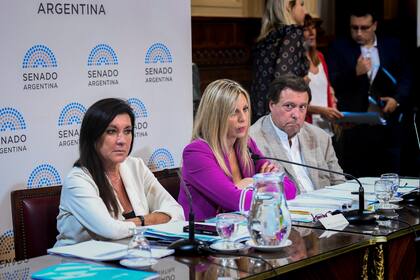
[144,221,250,243]
[48,240,174,261]
[327,177,418,194]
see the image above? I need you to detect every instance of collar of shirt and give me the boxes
[361,35,380,82]
[270,114,291,150]
[269,115,314,192]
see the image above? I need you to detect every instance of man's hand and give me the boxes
[380,97,398,113]
[356,55,371,76]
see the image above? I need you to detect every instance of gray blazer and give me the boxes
[250,115,345,193]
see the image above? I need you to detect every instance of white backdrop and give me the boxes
[0,0,192,261]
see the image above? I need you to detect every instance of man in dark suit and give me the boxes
[327,2,412,177]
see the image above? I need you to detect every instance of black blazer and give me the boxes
[326,36,411,113]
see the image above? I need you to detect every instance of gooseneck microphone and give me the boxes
[251,154,376,224]
[168,172,204,253]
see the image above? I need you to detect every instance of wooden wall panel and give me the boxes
[191,17,261,95]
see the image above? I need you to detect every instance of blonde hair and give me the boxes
[192,79,253,177]
[258,0,298,41]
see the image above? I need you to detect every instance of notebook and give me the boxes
[31,262,158,280]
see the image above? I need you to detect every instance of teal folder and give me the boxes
[31,262,158,280]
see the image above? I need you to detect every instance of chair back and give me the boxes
[11,185,61,260]
[154,168,181,200]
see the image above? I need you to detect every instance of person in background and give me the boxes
[327,1,412,176]
[303,14,343,135]
[55,98,184,247]
[250,0,309,123]
[250,74,345,192]
[178,79,296,221]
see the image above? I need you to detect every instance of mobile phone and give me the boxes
[183,223,218,236]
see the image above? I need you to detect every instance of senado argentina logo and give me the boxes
[22,44,58,90]
[0,107,27,155]
[147,148,175,171]
[22,45,57,68]
[58,102,86,126]
[57,102,86,148]
[0,229,23,264]
[87,44,119,87]
[27,163,61,188]
[87,44,118,66]
[0,108,26,132]
[145,43,172,64]
[128,98,149,138]
[144,42,173,83]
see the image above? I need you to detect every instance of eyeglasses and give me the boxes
[350,24,373,32]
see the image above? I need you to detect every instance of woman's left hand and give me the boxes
[259,161,278,173]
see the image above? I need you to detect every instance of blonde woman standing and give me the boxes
[178,79,296,221]
[251,0,309,122]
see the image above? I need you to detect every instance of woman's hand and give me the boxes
[320,107,344,121]
[235,178,254,189]
[259,161,278,173]
[308,105,343,121]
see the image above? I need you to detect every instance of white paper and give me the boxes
[319,214,349,230]
[48,240,174,261]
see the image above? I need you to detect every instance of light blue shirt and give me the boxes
[361,35,380,83]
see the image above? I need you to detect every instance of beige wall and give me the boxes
[191,0,319,18]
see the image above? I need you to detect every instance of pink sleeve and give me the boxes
[183,140,252,212]
[284,175,297,200]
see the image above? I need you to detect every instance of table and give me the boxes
[293,204,420,279]
[0,227,373,279]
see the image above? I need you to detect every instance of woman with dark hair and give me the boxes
[303,14,343,134]
[55,98,184,247]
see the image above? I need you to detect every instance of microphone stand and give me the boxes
[168,173,204,254]
[401,108,420,205]
[252,155,376,224]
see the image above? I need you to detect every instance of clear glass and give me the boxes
[248,172,291,247]
[213,213,245,250]
[380,173,400,199]
[374,179,393,209]
[125,227,154,265]
[216,257,239,279]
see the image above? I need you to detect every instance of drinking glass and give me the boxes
[125,227,154,266]
[380,173,400,199]
[212,213,245,251]
[374,179,393,209]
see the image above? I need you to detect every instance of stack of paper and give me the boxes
[48,240,174,261]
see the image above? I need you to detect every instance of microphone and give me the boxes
[251,154,376,224]
[167,171,205,254]
[413,107,420,151]
[401,107,420,205]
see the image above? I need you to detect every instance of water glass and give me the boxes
[214,213,244,250]
[374,179,393,209]
[126,227,153,265]
[380,173,399,198]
